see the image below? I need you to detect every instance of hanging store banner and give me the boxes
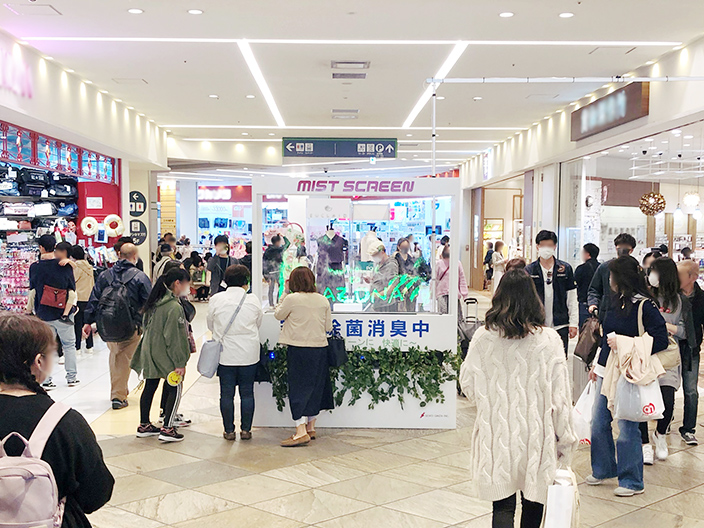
[282,137,397,158]
[571,82,650,142]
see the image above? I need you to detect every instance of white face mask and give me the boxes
[372,254,382,264]
[538,246,555,260]
[648,272,660,288]
[218,246,229,256]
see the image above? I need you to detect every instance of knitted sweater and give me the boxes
[459,326,577,504]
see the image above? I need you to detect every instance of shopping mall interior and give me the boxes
[5,2,704,527]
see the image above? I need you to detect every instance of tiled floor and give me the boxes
[51,290,704,527]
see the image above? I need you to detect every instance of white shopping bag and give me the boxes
[614,377,664,422]
[544,468,580,528]
[572,380,595,445]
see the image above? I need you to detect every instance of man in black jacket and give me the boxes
[678,259,703,445]
[84,243,152,410]
[574,243,600,329]
[588,233,637,320]
[525,230,578,356]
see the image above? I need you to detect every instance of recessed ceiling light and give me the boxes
[644,138,654,142]
[406,134,413,137]
[401,158,407,161]
[499,12,514,18]
[473,96,482,101]
[138,113,145,117]
[83,80,92,84]
[209,94,219,99]
[99,89,108,94]
[268,133,275,136]
[661,140,669,144]
[646,60,655,65]
[559,12,574,18]
[684,143,691,147]
[65,68,74,73]
[127,106,134,110]
[649,146,657,149]
[583,156,591,160]
[436,96,446,100]
[241,132,249,136]
[245,94,256,99]
[114,98,122,102]
[166,129,171,132]
[188,9,203,15]
[586,93,594,97]
[601,151,609,155]
[672,129,682,134]
[684,135,694,139]
[243,167,248,170]
[673,45,684,50]
[127,8,144,14]
[18,40,28,46]
[44,56,53,61]
[532,122,539,126]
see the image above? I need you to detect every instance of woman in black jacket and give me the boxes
[0,313,114,527]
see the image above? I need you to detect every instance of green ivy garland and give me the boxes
[263,343,457,412]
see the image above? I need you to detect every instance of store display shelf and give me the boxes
[0,196,74,202]
[1,215,60,220]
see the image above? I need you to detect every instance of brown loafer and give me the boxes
[307,429,316,440]
[281,434,311,447]
[240,431,252,440]
[223,432,237,441]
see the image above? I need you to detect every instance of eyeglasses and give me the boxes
[546,270,553,285]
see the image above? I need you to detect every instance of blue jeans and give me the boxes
[579,302,590,329]
[46,318,77,383]
[681,353,700,435]
[591,376,643,491]
[217,363,257,433]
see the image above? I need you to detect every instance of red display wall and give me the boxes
[76,181,122,247]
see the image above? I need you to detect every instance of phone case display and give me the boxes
[0,243,37,312]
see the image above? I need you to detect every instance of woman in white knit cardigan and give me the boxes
[460,269,577,528]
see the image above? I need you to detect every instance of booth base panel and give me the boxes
[251,381,456,429]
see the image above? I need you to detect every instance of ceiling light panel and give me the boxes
[331,61,370,69]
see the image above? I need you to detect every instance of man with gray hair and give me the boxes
[84,243,152,410]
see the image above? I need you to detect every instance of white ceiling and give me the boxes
[3,0,704,181]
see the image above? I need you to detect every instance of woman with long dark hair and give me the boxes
[587,256,668,497]
[131,268,192,443]
[459,269,575,528]
[640,257,696,463]
[274,266,333,447]
[0,313,114,526]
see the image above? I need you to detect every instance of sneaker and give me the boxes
[614,487,645,497]
[682,432,699,446]
[159,412,191,427]
[41,380,56,390]
[159,427,184,443]
[653,431,669,460]
[112,399,129,410]
[58,356,65,365]
[67,379,80,388]
[642,444,654,465]
[84,347,94,355]
[136,423,161,438]
[585,475,605,486]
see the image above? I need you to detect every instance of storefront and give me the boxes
[250,175,461,429]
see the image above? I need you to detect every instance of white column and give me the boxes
[178,180,198,243]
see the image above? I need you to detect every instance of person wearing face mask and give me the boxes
[525,230,578,356]
[436,244,469,323]
[130,268,192,443]
[206,235,239,298]
[84,243,152,410]
[642,251,662,272]
[574,243,600,329]
[0,313,114,526]
[639,258,696,463]
[588,233,637,322]
[365,242,400,312]
[394,237,418,312]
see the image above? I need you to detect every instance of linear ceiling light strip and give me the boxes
[237,39,286,127]
[428,76,704,83]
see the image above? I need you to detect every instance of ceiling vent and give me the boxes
[332,73,366,80]
[331,109,359,114]
[4,4,62,15]
[332,115,358,119]
[331,61,370,69]
[112,78,149,85]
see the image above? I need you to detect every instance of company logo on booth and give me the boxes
[643,402,656,415]
[419,412,449,419]
[0,46,33,99]
[297,179,415,194]
[198,187,232,201]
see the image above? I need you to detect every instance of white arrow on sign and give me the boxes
[286,143,295,152]
[385,144,395,153]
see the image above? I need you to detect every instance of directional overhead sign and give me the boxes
[282,137,397,158]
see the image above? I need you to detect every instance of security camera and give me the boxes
[642,150,648,155]
[323,168,328,174]
[678,153,683,158]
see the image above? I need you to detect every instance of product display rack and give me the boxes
[0,242,37,313]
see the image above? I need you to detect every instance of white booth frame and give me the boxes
[250,175,461,429]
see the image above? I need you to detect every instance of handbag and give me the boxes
[327,329,348,368]
[572,380,595,445]
[255,344,271,382]
[197,294,246,378]
[574,315,601,365]
[543,467,580,528]
[40,285,68,309]
[637,299,681,370]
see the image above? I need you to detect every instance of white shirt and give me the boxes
[207,287,263,366]
[541,262,554,328]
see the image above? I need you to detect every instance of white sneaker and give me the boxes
[58,356,65,365]
[653,432,669,461]
[84,347,94,355]
[642,444,654,465]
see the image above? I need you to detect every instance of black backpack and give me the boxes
[96,268,140,342]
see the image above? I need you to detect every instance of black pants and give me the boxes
[74,301,94,350]
[195,286,209,300]
[640,385,676,442]
[493,493,544,528]
[140,378,181,428]
[556,326,569,358]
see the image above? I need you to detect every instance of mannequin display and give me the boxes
[316,223,348,302]
[360,228,380,263]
